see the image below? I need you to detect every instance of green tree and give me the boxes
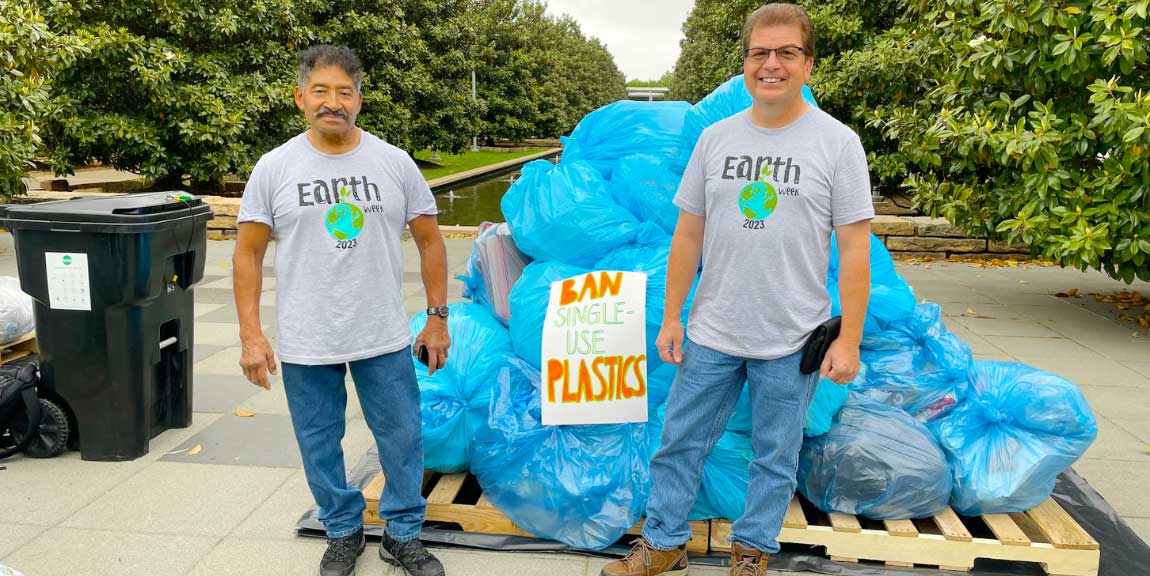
[0,0,87,200]
[470,0,625,142]
[875,0,1150,281]
[36,0,313,192]
[627,70,675,87]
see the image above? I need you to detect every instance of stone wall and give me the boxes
[872,215,1031,260]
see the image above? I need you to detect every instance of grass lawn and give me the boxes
[414,148,551,180]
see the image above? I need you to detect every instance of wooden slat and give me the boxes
[426,473,466,505]
[783,494,808,529]
[982,514,1032,547]
[932,508,972,542]
[363,472,385,500]
[476,493,497,510]
[883,519,918,538]
[828,513,862,533]
[1025,498,1100,550]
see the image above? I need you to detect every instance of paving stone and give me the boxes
[0,523,46,558]
[1082,416,1150,462]
[1012,355,1150,389]
[1125,517,1150,546]
[194,322,241,347]
[193,373,261,413]
[62,462,293,536]
[955,316,1061,338]
[980,335,1105,359]
[1072,460,1150,518]
[1077,385,1150,422]
[3,528,215,576]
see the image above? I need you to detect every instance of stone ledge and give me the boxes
[906,216,967,237]
[887,236,987,253]
[872,215,915,236]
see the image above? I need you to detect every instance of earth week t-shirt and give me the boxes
[237,131,438,365]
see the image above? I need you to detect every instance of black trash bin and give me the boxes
[0,192,214,461]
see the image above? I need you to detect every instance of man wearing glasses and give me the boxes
[601,3,873,576]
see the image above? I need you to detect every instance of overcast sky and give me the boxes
[543,0,696,81]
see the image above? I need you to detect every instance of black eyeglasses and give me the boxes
[744,45,808,64]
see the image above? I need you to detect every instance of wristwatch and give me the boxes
[426,305,449,319]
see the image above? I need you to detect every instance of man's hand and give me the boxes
[656,320,686,366]
[820,338,860,385]
[414,317,450,376]
[240,334,278,389]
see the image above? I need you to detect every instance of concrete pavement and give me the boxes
[0,232,1147,576]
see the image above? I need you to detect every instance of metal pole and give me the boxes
[471,68,480,152]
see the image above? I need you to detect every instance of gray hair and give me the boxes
[297,45,363,91]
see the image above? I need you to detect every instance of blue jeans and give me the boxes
[282,347,426,540]
[642,339,817,553]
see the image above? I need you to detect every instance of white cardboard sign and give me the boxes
[541,270,648,425]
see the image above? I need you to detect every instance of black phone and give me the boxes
[417,345,430,366]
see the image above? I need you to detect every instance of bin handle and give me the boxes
[159,336,178,350]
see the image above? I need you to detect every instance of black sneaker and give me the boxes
[379,533,445,576]
[319,529,365,576]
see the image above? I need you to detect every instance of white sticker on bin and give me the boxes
[46,252,92,311]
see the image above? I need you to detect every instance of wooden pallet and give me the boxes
[711,495,1099,576]
[0,332,37,365]
[362,471,710,553]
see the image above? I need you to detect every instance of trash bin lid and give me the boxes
[0,192,214,233]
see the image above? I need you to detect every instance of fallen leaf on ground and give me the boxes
[233,408,255,417]
[187,444,203,456]
[965,308,977,316]
[1055,288,1079,298]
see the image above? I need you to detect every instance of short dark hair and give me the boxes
[742,2,815,58]
[297,45,363,90]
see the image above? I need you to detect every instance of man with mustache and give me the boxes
[233,45,450,576]
[602,3,873,576]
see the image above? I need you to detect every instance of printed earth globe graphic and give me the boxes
[738,180,778,220]
[325,203,364,240]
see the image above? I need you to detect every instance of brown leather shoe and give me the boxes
[600,538,689,576]
[729,541,769,576]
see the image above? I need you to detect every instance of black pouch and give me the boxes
[800,316,841,374]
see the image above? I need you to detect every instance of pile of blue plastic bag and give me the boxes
[409,76,1097,550]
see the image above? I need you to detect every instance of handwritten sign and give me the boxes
[541,271,648,425]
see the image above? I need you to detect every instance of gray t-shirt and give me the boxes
[238,131,438,365]
[674,108,874,360]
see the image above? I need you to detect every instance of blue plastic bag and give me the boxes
[470,362,653,550]
[609,154,682,236]
[827,233,917,339]
[798,401,951,519]
[676,75,818,173]
[409,302,516,473]
[931,361,1097,515]
[561,100,691,178]
[593,224,675,373]
[508,260,591,370]
[855,303,972,421]
[501,160,639,268]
